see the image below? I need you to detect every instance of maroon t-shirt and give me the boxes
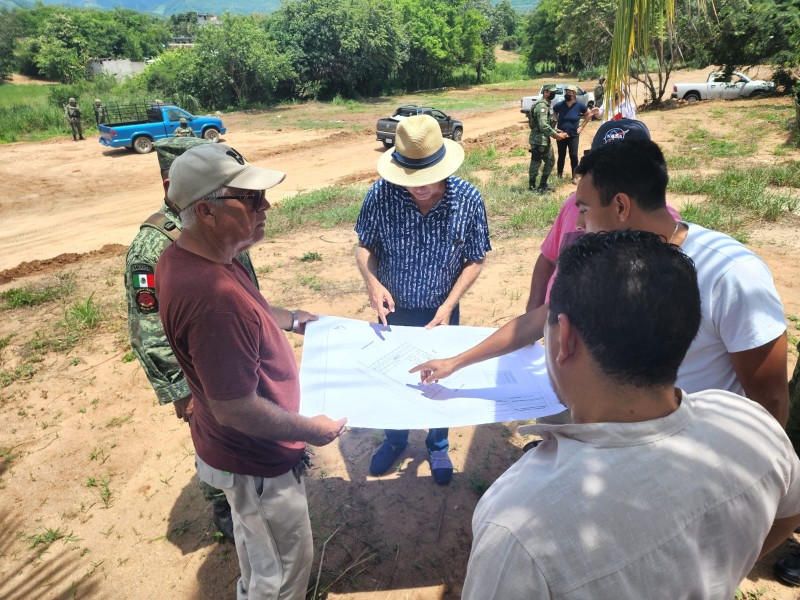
[156,243,304,477]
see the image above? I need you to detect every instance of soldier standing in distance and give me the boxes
[594,77,606,110]
[173,117,196,138]
[93,99,108,125]
[65,97,84,141]
[528,84,567,193]
[124,137,255,542]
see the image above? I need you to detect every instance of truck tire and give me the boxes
[132,136,154,154]
[683,92,701,104]
[748,90,765,99]
[452,127,463,142]
[203,127,220,142]
[382,139,393,148]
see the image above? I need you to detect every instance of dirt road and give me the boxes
[0,103,524,272]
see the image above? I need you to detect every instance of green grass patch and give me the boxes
[0,273,76,309]
[459,146,499,172]
[665,154,698,170]
[264,186,367,239]
[0,83,53,108]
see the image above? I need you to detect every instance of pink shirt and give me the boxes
[540,194,682,302]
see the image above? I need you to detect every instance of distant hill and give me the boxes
[4,0,540,16]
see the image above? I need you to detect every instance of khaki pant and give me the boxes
[196,455,313,600]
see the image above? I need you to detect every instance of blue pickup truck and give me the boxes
[98,102,226,154]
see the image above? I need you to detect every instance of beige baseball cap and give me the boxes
[168,144,285,211]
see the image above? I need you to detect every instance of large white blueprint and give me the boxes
[298,315,566,429]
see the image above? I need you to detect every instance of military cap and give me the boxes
[542,84,558,92]
[154,137,213,171]
[179,117,187,124]
[68,97,76,103]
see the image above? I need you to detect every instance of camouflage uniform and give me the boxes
[173,119,196,138]
[594,82,605,108]
[93,100,108,125]
[65,99,84,141]
[528,85,560,191]
[125,137,258,536]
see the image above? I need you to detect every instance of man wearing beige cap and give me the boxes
[355,114,491,485]
[156,143,347,600]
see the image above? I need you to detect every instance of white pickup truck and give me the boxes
[671,72,775,103]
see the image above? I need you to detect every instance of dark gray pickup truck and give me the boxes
[376,106,463,148]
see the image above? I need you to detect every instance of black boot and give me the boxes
[537,175,555,193]
[528,176,537,191]
[212,499,235,542]
[776,550,800,586]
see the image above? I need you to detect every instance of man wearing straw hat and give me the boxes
[355,114,491,485]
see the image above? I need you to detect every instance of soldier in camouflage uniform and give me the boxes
[528,84,568,193]
[125,137,258,542]
[65,98,85,141]
[594,77,606,109]
[173,117,196,138]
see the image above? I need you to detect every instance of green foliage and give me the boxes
[0,273,76,310]
[194,14,292,107]
[0,9,20,80]
[270,0,405,99]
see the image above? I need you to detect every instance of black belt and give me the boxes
[291,451,312,483]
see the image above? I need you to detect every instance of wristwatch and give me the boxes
[290,310,299,333]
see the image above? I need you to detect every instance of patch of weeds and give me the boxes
[263,185,366,238]
[87,474,113,508]
[706,139,757,158]
[169,519,192,538]
[665,154,697,170]
[1,363,36,387]
[27,527,80,555]
[0,446,20,468]
[106,409,135,428]
[501,425,512,439]
[299,276,323,292]
[734,588,767,599]
[0,273,76,310]
[468,475,491,497]
[0,333,13,354]
[300,252,323,262]
[459,146,499,173]
[68,294,102,329]
[121,351,136,363]
[685,129,710,143]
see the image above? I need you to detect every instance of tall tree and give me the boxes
[192,14,294,108]
[0,10,20,80]
[269,0,404,98]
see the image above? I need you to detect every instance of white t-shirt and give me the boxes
[463,390,800,600]
[677,223,786,395]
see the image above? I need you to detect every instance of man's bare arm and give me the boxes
[731,332,789,427]
[426,258,485,328]
[759,513,800,559]
[526,254,556,312]
[355,244,395,326]
[209,391,347,447]
[411,304,548,383]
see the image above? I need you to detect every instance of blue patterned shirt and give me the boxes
[355,177,492,309]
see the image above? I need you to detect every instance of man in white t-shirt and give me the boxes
[412,138,789,427]
[462,230,800,599]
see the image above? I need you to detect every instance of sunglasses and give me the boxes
[216,190,266,212]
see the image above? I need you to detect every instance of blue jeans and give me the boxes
[382,305,460,452]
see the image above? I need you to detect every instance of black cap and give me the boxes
[590,119,651,152]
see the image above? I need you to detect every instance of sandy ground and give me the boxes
[1,68,800,600]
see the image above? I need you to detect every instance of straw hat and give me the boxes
[377,115,464,187]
